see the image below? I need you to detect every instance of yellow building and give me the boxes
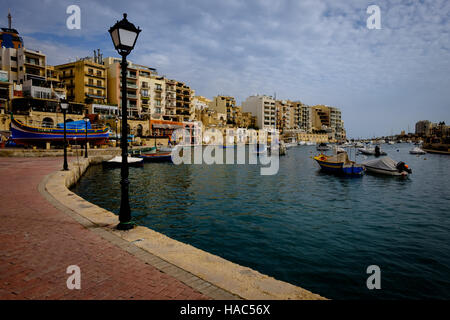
[55,58,107,105]
[209,96,237,125]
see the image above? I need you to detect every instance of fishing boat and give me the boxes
[103,156,144,168]
[362,157,412,176]
[316,143,330,151]
[139,152,173,163]
[409,147,426,155]
[313,152,364,175]
[10,116,109,146]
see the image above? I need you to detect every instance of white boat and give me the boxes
[409,147,426,155]
[306,141,316,146]
[103,156,144,167]
[298,141,306,146]
[317,143,330,151]
[285,141,298,149]
[363,157,412,176]
[355,142,364,148]
[335,146,346,154]
[388,141,395,145]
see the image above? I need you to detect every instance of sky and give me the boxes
[2,0,449,138]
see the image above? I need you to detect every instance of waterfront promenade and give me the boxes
[0,157,209,299]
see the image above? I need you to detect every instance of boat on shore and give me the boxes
[422,137,450,155]
[362,157,412,176]
[103,156,144,168]
[10,116,109,146]
[313,152,364,176]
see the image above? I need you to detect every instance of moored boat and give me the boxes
[316,143,330,151]
[313,152,364,175]
[139,152,173,163]
[409,147,426,155]
[362,157,412,176]
[103,156,144,168]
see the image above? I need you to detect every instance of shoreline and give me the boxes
[43,155,325,300]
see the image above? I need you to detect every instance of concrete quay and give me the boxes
[0,155,325,300]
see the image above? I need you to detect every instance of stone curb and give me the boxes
[40,156,326,300]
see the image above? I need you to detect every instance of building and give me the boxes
[0,70,11,112]
[174,80,194,122]
[209,96,238,125]
[55,55,107,105]
[415,120,433,137]
[242,95,276,130]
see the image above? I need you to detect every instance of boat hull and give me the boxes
[314,156,364,175]
[140,152,173,163]
[11,118,109,145]
[364,166,408,176]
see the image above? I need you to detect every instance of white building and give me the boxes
[242,95,276,130]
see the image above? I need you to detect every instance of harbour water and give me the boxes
[72,144,450,299]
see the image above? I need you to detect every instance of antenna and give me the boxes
[8,9,12,29]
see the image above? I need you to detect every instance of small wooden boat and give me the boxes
[313,152,364,175]
[103,156,144,168]
[139,152,173,163]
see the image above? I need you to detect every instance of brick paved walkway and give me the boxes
[0,157,208,300]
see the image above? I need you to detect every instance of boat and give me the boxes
[409,147,426,155]
[316,143,330,151]
[355,142,364,148]
[285,141,297,149]
[362,157,412,176]
[358,146,387,156]
[298,141,306,146]
[335,146,346,154]
[306,141,316,146]
[139,152,173,162]
[313,152,364,175]
[103,156,144,168]
[388,141,395,145]
[10,116,109,146]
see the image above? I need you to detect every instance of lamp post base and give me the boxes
[117,222,135,230]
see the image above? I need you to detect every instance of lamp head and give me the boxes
[109,13,141,56]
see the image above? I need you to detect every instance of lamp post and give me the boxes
[109,13,141,230]
[115,118,119,142]
[60,99,69,171]
[84,116,89,158]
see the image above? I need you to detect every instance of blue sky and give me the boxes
[3,0,449,138]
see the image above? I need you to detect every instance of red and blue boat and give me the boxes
[10,116,109,146]
[139,152,173,163]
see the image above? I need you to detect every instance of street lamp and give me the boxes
[109,13,141,230]
[84,116,89,158]
[60,99,69,171]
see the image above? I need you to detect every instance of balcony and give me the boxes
[85,82,105,89]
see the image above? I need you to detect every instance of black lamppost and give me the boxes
[115,118,119,142]
[60,99,69,171]
[109,13,141,230]
[84,116,89,158]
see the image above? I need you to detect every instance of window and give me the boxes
[88,68,93,74]
[11,56,17,61]
[89,89,93,94]
[97,90,102,96]
[11,67,17,72]
[88,79,94,85]
[97,80,102,87]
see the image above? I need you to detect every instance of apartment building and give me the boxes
[242,95,276,130]
[175,80,194,122]
[56,57,107,105]
[209,96,238,125]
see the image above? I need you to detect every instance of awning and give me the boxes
[152,123,183,129]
